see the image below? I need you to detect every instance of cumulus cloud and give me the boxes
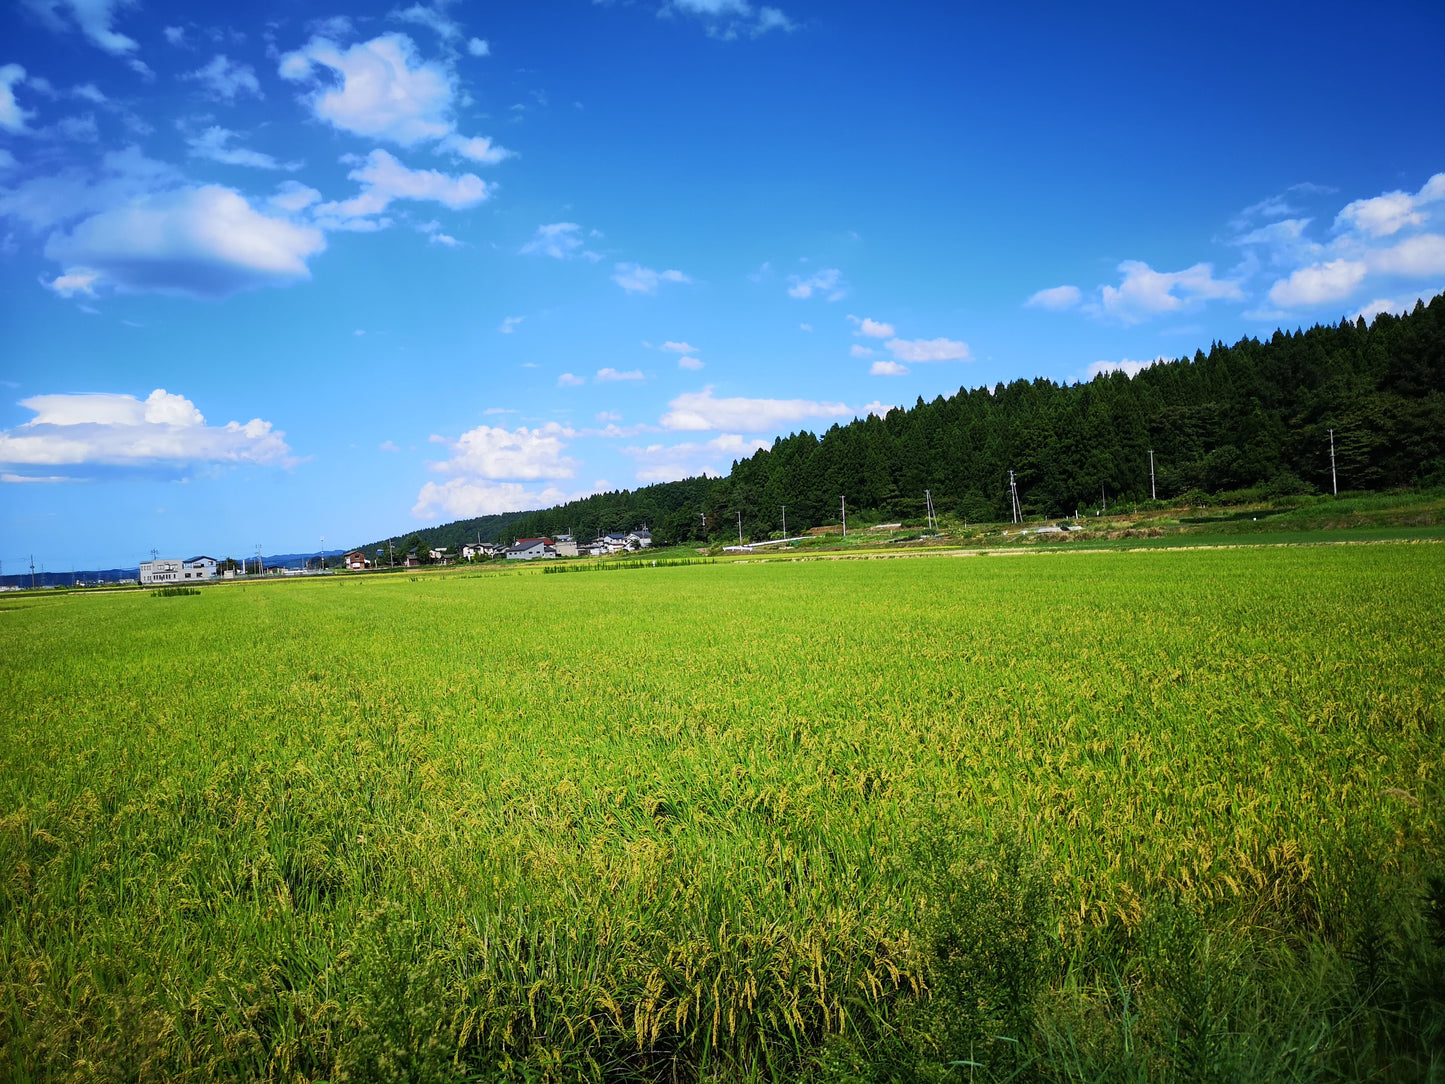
[467,37,490,56]
[44,267,100,297]
[1025,284,1081,310]
[44,184,325,298]
[863,401,895,418]
[313,148,492,229]
[885,337,970,362]
[1335,173,1445,238]
[660,340,697,353]
[280,33,454,144]
[268,179,321,212]
[437,132,512,164]
[847,314,894,337]
[660,386,850,432]
[499,315,523,333]
[870,360,908,376]
[850,344,874,359]
[557,372,585,387]
[0,388,292,466]
[1,64,34,133]
[520,221,599,260]
[425,422,577,480]
[22,0,139,55]
[596,368,644,382]
[787,266,844,300]
[186,126,293,170]
[613,262,691,293]
[186,54,262,100]
[624,432,770,483]
[1267,258,1368,308]
[678,356,704,370]
[1096,260,1242,324]
[412,420,591,518]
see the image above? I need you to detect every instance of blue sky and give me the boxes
[2,0,1443,569]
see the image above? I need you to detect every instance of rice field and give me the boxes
[2,544,1442,1082]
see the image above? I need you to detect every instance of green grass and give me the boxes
[1,546,1442,1081]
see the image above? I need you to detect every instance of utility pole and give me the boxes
[1008,471,1021,524]
[925,489,936,532]
[29,554,36,590]
[781,504,786,539]
[736,510,743,545]
[255,543,263,577]
[840,496,847,537]
[1328,428,1338,496]
[1148,450,1156,501]
[319,535,325,571]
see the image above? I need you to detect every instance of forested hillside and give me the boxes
[391,298,1445,550]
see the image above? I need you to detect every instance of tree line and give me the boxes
[380,298,1445,550]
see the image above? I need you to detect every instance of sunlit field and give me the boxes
[2,545,1442,1082]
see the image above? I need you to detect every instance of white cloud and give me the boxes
[1372,233,1445,277]
[1024,284,1081,310]
[162,25,184,46]
[313,148,492,228]
[412,479,577,519]
[44,184,325,298]
[660,340,697,353]
[280,34,454,146]
[520,221,599,260]
[1096,260,1242,324]
[269,179,321,212]
[1353,288,1443,324]
[22,0,139,55]
[416,219,459,246]
[426,422,577,480]
[678,356,704,371]
[787,267,845,300]
[0,388,291,466]
[799,322,812,331]
[1267,258,1368,307]
[660,386,850,432]
[390,3,462,42]
[1335,173,1445,238]
[186,126,292,170]
[499,315,524,334]
[665,0,795,39]
[44,267,100,297]
[468,37,490,56]
[437,133,512,164]
[1087,357,1166,380]
[557,372,585,387]
[624,432,770,484]
[186,55,262,100]
[863,401,895,418]
[869,360,908,376]
[379,439,400,452]
[613,262,692,293]
[850,344,874,359]
[2,472,79,483]
[885,337,970,362]
[848,315,894,337]
[1,65,34,133]
[70,82,106,104]
[597,368,644,382]
[596,410,622,423]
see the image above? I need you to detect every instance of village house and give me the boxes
[461,541,503,560]
[506,537,555,560]
[343,550,371,570]
[139,558,183,585]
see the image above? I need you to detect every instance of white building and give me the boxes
[140,558,184,585]
[505,538,556,560]
[183,556,220,579]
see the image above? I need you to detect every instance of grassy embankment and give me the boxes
[1,545,1442,1081]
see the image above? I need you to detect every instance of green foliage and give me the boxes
[150,585,201,597]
